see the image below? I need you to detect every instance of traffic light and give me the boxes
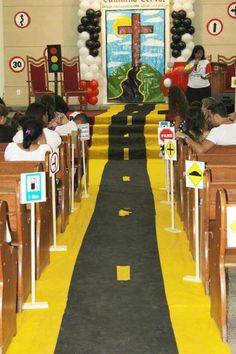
[47,44,62,73]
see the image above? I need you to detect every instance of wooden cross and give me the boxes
[118,13,153,70]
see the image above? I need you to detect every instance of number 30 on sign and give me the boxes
[9,56,25,73]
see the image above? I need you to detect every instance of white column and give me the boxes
[0,0,4,99]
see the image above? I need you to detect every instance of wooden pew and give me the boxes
[210,188,236,342]
[174,139,188,221]
[0,161,50,280]
[56,142,70,233]
[0,200,17,353]
[0,178,30,312]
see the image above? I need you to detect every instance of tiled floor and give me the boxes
[228,269,236,353]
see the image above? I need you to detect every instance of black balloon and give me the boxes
[77,24,85,33]
[81,16,90,26]
[93,41,101,49]
[177,10,187,20]
[187,26,195,35]
[182,18,192,28]
[86,40,95,49]
[90,48,99,57]
[95,10,102,18]
[171,11,178,19]
[94,25,101,33]
[173,19,182,28]
[170,26,178,35]
[176,26,186,35]
[86,8,95,19]
[86,25,96,34]
[170,42,178,50]
[91,17,100,26]
[172,34,181,43]
[178,41,186,50]
[172,49,181,58]
[90,33,99,41]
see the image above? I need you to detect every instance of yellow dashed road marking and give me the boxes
[116,265,130,281]
[118,209,132,216]
[124,148,129,160]
[122,176,130,182]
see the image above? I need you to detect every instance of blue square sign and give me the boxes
[20,172,46,204]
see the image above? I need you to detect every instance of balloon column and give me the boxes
[77,1,101,105]
[170,0,195,63]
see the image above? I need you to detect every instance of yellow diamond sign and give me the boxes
[230,220,236,234]
[186,162,204,188]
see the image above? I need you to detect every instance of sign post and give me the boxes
[158,126,175,204]
[20,172,48,310]
[49,151,67,252]
[78,123,90,198]
[158,121,171,192]
[164,139,181,234]
[183,160,205,283]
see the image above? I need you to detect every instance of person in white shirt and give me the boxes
[12,106,61,151]
[184,45,212,104]
[48,112,77,136]
[176,102,236,153]
[5,119,51,161]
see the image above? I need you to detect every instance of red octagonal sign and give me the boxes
[160,128,174,143]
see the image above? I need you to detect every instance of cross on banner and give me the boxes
[118,13,153,69]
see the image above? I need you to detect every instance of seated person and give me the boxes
[184,105,209,143]
[176,101,235,153]
[48,112,77,136]
[5,119,51,161]
[167,85,189,129]
[13,103,61,151]
[0,104,15,142]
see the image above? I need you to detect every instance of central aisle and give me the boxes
[56,160,178,353]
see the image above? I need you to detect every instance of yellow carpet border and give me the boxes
[147,158,230,354]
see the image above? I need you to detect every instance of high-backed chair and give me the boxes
[217,55,236,93]
[26,56,53,104]
[60,56,88,109]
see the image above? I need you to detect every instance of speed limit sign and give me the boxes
[9,56,25,73]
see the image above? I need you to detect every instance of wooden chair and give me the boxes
[26,56,53,104]
[217,55,236,93]
[60,56,88,109]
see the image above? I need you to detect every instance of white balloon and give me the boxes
[181,48,192,59]
[163,78,172,88]
[183,2,193,11]
[187,11,195,19]
[84,71,93,80]
[176,56,186,62]
[182,33,193,43]
[80,1,89,11]
[186,41,195,51]
[79,47,89,56]
[172,3,183,12]
[79,31,90,41]
[85,55,94,65]
[77,9,85,19]
[77,39,85,49]
[80,63,89,73]
[91,2,101,11]
[94,56,102,65]
[90,64,99,73]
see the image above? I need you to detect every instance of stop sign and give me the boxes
[159,127,175,144]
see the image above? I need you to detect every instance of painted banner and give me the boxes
[102,0,169,103]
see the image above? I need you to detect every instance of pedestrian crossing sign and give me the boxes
[185,160,205,189]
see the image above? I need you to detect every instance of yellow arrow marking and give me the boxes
[123,176,130,182]
[118,208,132,216]
[124,133,129,138]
